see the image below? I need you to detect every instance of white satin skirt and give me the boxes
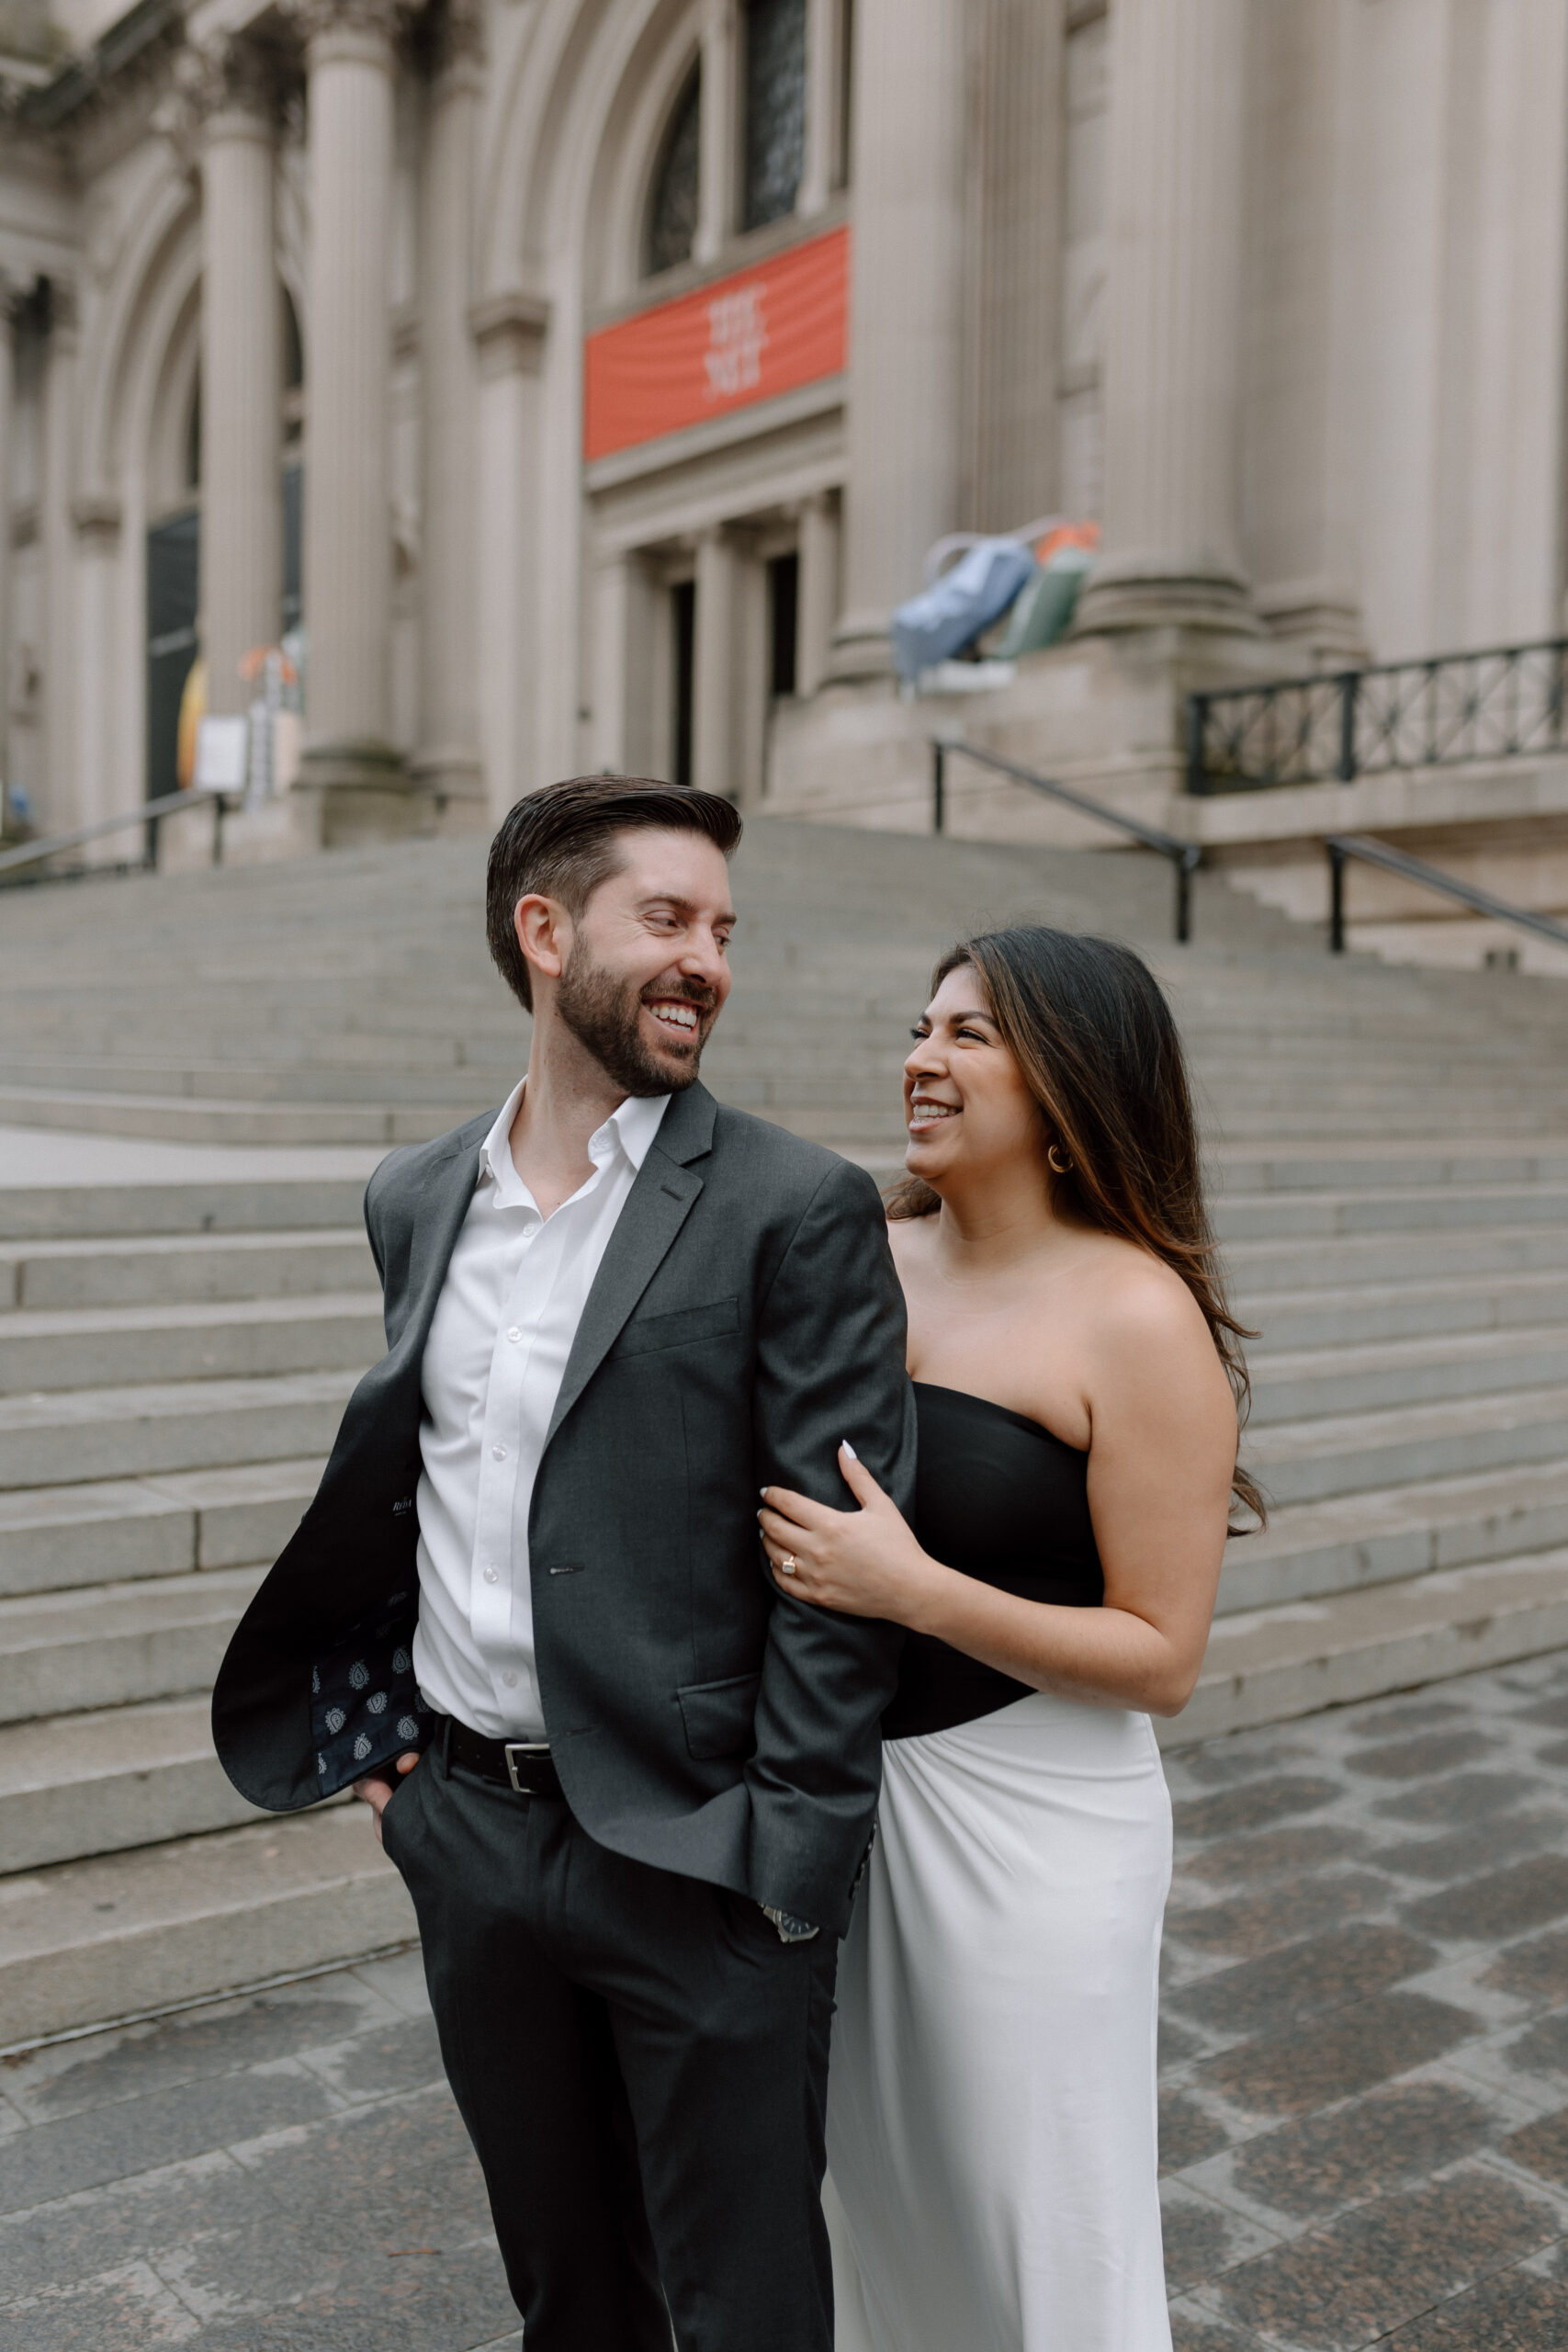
[826,1690,1174,2352]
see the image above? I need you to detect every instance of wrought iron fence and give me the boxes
[1187,638,1568,796]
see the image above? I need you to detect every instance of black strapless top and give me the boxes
[882,1383,1104,1740]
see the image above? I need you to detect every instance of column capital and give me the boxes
[200,34,281,126]
[285,0,404,54]
[423,0,485,80]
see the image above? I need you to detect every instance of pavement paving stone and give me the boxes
[2,1652,1568,2346]
[1159,1650,1568,2346]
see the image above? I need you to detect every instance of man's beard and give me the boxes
[555,941,715,1097]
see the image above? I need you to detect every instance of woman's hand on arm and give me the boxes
[760,1448,955,1625]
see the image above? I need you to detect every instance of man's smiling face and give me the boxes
[550,827,737,1095]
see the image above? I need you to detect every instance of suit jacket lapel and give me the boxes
[390,1125,487,1371]
[543,1087,714,1450]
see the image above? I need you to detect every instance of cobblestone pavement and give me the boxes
[1161,1649,1568,2350]
[4,1652,1568,2348]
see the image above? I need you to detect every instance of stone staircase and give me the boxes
[0,820,1565,2045]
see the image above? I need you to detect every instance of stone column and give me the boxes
[693,526,737,798]
[412,0,484,816]
[471,291,547,812]
[39,280,78,834]
[198,37,283,719]
[0,279,18,799]
[296,0,400,792]
[795,489,839,695]
[72,495,121,837]
[694,0,736,266]
[1073,0,1258,635]
[797,0,840,216]
[830,0,968,677]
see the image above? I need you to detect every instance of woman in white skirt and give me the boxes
[760,926,1259,2352]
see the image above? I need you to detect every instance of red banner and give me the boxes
[584,225,850,462]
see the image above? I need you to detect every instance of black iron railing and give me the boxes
[931,739,1202,943]
[0,787,231,886]
[1189,638,1568,796]
[1325,833,1568,956]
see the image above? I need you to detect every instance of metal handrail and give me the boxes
[1189,635,1568,795]
[931,737,1203,943]
[0,787,231,883]
[1325,832,1568,956]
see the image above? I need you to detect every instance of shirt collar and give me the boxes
[605,1089,672,1171]
[477,1080,671,1207]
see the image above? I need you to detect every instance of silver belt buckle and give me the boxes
[504,1740,550,1794]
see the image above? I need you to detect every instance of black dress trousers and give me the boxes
[381,1735,840,2352]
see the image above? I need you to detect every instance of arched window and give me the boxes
[743,0,806,232]
[647,66,702,277]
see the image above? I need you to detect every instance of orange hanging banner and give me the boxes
[584,225,850,462]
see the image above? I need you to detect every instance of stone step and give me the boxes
[1224,1222,1568,1293]
[0,1293,380,1394]
[42,1290,375,1392]
[1210,1141,1568,1194]
[1244,1381,1568,1508]
[0,1696,265,1873]
[0,1458,323,1599]
[1218,1458,1568,1613]
[1215,1182,1568,1242]
[0,1566,265,1723]
[0,1087,419,1148]
[0,1227,376,1312]
[0,1370,355,1490]
[1167,1544,1568,1748]
[1,1074,1561,1153]
[1247,1321,1568,1424]
[0,1181,370,1244]
[0,1804,412,2048]
[1233,1266,1568,1349]
[0,1025,1562,1084]
[0,1055,515,1104]
[1205,1109,1568,1140]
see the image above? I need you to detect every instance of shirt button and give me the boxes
[507,1327,522,1343]
[482,1566,499,1585]
[491,1444,507,1461]
[502,1671,518,1688]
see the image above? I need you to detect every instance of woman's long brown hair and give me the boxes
[888,927,1265,1530]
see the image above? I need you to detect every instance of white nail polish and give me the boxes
[841,1441,858,1461]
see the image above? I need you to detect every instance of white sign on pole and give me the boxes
[194,714,249,792]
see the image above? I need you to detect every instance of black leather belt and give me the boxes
[446,1719,563,1798]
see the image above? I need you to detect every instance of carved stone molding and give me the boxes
[71,492,122,545]
[469,288,548,380]
[41,277,77,337]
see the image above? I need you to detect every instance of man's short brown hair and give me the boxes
[486,775,743,1012]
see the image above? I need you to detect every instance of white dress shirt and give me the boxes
[412,1079,671,1738]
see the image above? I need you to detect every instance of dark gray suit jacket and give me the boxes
[212,1081,915,1936]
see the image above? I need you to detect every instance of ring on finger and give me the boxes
[779,1553,798,1575]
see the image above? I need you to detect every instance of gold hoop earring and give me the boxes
[1047,1143,1073,1177]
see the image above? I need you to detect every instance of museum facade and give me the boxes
[3,0,1567,959]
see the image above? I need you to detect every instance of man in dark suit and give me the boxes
[213,775,914,2352]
